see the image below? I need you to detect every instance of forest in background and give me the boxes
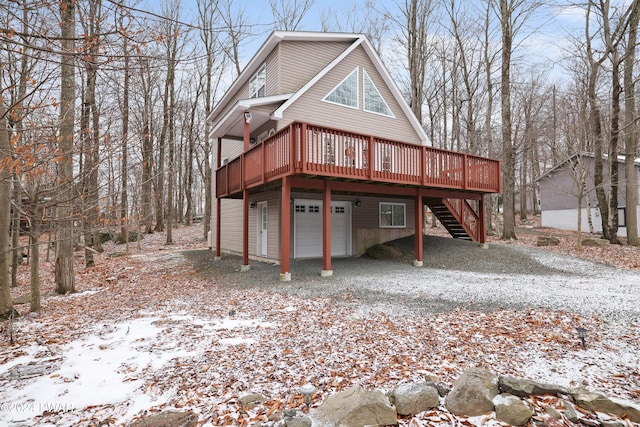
[1,0,640,317]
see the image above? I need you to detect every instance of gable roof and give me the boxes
[536,152,640,182]
[208,31,429,145]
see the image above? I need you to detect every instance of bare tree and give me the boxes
[55,0,76,294]
[482,0,499,234]
[119,4,131,249]
[0,99,17,318]
[197,0,226,241]
[270,0,314,30]
[402,0,434,123]
[624,0,639,246]
[79,0,104,266]
[585,0,635,243]
[497,0,542,240]
[156,0,182,243]
[139,57,155,234]
[218,0,251,76]
[319,1,389,55]
[499,0,516,239]
[446,0,484,154]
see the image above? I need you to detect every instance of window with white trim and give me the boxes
[363,70,393,117]
[249,64,266,98]
[619,207,627,227]
[323,67,358,108]
[379,202,406,228]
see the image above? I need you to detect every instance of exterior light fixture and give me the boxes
[576,327,587,349]
[244,112,252,124]
[299,383,316,407]
[354,199,362,207]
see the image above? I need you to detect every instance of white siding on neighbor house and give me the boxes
[541,207,640,238]
[280,46,422,146]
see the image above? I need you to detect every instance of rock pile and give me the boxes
[126,368,640,426]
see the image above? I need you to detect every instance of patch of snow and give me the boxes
[492,394,517,405]
[0,317,192,425]
[208,318,275,330]
[219,337,255,346]
[0,310,279,426]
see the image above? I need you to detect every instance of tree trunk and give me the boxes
[30,202,42,313]
[586,2,609,240]
[483,0,496,235]
[11,181,20,287]
[608,50,621,244]
[121,14,130,248]
[11,0,30,287]
[500,0,517,240]
[0,103,18,319]
[141,59,154,234]
[624,0,640,245]
[55,0,76,295]
[80,74,94,267]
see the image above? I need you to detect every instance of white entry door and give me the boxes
[294,199,351,258]
[257,201,268,257]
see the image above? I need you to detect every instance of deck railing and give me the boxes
[216,122,501,198]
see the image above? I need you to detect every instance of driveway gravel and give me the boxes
[183,234,640,321]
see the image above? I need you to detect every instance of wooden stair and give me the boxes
[425,198,473,241]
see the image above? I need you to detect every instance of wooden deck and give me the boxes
[216,122,501,199]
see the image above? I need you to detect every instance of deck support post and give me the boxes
[280,176,291,281]
[321,182,332,276]
[241,112,251,271]
[413,189,424,267]
[215,137,222,260]
[241,189,250,271]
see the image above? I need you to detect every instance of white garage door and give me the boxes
[294,199,350,258]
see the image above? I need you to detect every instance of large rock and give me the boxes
[537,236,560,246]
[284,415,312,427]
[313,385,397,426]
[127,411,198,427]
[562,400,580,423]
[2,359,61,380]
[572,388,640,423]
[365,244,402,259]
[445,368,499,417]
[387,382,440,415]
[582,238,610,247]
[499,376,569,397]
[239,393,266,410]
[493,394,533,426]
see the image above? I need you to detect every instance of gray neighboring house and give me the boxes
[537,152,640,237]
[207,31,501,280]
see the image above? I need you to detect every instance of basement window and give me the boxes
[379,202,406,228]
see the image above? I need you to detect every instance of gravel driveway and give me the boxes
[183,235,640,322]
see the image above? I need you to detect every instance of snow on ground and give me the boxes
[0,312,275,426]
[1,224,639,426]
